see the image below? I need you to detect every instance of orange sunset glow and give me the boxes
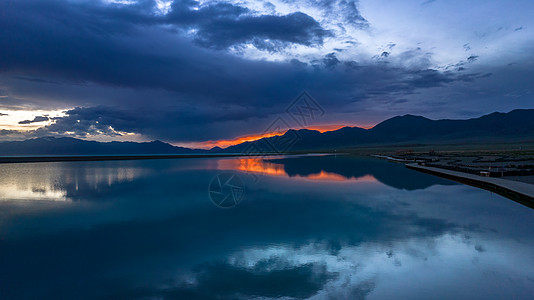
[179,123,375,149]
[195,132,284,149]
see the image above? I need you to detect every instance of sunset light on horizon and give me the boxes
[175,123,376,149]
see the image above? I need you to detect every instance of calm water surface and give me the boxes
[1,155,533,299]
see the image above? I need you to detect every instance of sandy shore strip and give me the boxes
[406,163,534,209]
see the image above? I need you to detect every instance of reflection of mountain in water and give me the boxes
[266,155,456,190]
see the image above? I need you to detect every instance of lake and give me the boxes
[1,155,533,299]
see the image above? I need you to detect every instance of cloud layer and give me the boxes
[0,0,533,143]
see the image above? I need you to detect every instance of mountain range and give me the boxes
[1,109,533,156]
[217,109,534,153]
[0,137,203,156]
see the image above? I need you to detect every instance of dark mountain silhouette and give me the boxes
[1,109,532,156]
[216,109,534,152]
[0,137,204,156]
[368,109,534,142]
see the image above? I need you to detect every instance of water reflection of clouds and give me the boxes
[0,183,68,201]
[168,232,534,299]
[0,162,149,202]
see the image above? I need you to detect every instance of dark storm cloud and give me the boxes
[0,0,518,143]
[166,0,250,26]
[320,53,341,69]
[28,62,478,142]
[406,69,455,88]
[0,0,329,101]
[0,0,466,142]
[34,107,126,136]
[18,115,50,124]
[192,12,332,50]
[467,55,479,63]
[164,1,332,49]
[33,105,273,141]
[3,0,330,52]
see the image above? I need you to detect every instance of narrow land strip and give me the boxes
[0,153,273,164]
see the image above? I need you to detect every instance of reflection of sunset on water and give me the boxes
[218,158,378,182]
[218,158,286,177]
[304,171,377,182]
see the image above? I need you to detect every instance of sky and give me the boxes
[0,0,533,148]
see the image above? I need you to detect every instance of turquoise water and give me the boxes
[1,155,533,299]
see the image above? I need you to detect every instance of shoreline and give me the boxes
[406,163,534,209]
[0,152,347,164]
[0,153,281,164]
